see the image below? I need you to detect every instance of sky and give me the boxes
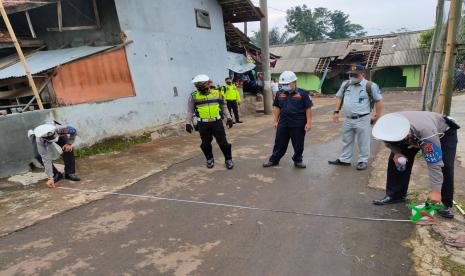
[241,0,438,36]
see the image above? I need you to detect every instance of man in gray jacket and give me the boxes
[30,123,80,188]
[372,112,460,218]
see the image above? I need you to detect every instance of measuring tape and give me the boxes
[58,187,411,223]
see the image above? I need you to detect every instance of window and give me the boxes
[195,9,211,29]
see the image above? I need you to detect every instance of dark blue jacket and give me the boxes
[273,88,313,127]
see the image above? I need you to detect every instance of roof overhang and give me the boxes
[3,0,56,14]
[218,0,263,23]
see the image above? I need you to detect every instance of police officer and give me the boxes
[328,64,384,170]
[263,71,313,168]
[222,77,242,123]
[186,74,235,169]
[28,123,81,188]
[372,112,460,219]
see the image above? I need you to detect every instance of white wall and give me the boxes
[53,0,228,146]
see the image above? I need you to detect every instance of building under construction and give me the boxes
[270,31,428,93]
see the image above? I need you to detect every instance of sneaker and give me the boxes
[294,161,306,168]
[65,174,81,181]
[437,207,454,219]
[207,159,215,169]
[356,162,368,170]
[225,159,234,170]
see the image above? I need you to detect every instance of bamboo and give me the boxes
[0,1,44,110]
[422,0,444,110]
[436,0,461,114]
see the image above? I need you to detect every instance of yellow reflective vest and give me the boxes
[192,89,222,119]
[222,84,241,102]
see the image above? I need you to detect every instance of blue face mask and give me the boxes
[281,85,291,92]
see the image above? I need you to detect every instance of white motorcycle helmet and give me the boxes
[33,124,59,142]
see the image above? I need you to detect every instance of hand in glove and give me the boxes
[227,118,234,129]
[186,124,193,133]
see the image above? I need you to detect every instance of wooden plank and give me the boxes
[25,11,36,38]
[57,0,62,32]
[47,25,99,31]
[92,0,101,28]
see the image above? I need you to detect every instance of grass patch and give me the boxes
[74,133,151,158]
[441,256,465,275]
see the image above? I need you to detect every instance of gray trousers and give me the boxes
[339,115,371,163]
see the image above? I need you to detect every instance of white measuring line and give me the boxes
[58,187,411,223]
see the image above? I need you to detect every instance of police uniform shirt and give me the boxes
[336,79,382,116]
[273,88,313,127]
[395,111,450,192]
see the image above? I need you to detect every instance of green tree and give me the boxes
[418,28,434,52]
[327,10,366,39]
[250,27,290,46]
[285,5,366,42]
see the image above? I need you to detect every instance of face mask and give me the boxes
[281,85,291,92]
[349,77,361,84]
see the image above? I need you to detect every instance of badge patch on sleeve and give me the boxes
[420,141,443,164]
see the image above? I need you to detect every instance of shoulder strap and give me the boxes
[365,81,375,110]
[339,81,351,110]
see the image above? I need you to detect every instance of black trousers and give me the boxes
[198,120,232,161]
[32,136,76,175]
[386,129,457,207]
[227,100,240,122]
[269,125,306,163]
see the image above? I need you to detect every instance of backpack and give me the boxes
[340,80,375,110]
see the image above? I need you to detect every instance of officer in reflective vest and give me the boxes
[186,74,235,169]
[222,77,242,124]
[372,112,460,219]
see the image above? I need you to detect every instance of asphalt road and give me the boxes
[0,97,416,276]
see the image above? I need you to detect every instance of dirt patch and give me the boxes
[0,249,69,275]
[72,210,136,240]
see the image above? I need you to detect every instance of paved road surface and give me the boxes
[0,94,418,275]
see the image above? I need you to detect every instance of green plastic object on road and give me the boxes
[408,200,444,222]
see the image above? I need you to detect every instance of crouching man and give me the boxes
[29,123,81,188]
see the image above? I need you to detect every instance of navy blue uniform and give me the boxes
[269,88,313,163]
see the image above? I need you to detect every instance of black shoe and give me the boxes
[372,195,407,205]
[294,162,306,169]
[65,174,81,181]
[328,159,351,166]
[53,172,63,183]
[225,159,234,170]
[236,121,243,123]
[437,207,454,219]
[263,161,279,168]
[356,162,368,170]
[207,159,215,169]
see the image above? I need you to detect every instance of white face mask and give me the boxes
[281,84,291,92]
[349,77,361,84]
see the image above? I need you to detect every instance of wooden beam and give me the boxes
[57,0,62,32]
[47,25,99,31]
[25,11,36,38]
[0,1,44,110]
[92,0,101,28]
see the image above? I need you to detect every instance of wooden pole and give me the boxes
[436,0,462,114]
[422,0,444,110]
[0,1,44,110]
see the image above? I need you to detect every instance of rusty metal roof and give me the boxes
[2,0,55,14]
[218,0,263,23]
[270,31,427,73]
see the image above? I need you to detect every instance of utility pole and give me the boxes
[436,0,462,115]
[0,1,44,110]
[260,0,273,115]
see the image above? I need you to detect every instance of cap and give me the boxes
[372,114,411,142]
[346,64,366,74]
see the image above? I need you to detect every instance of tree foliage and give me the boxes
[418,28,434,52]
[285,5,366,42]
[250,27,290,46]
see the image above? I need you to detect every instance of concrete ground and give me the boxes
[0,92,463,275]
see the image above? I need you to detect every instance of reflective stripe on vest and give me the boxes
[192,89,221,119]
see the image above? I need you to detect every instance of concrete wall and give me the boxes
[402,66,421,88]
[0,110,52,178]
[272,72,321,92]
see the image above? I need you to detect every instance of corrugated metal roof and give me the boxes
[377,49,428,67]
[271,57,319,74]
[0,46,113,80]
